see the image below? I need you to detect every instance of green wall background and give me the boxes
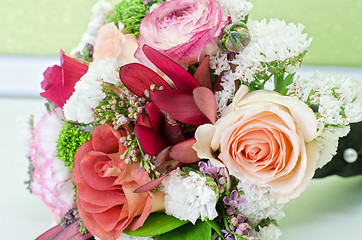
[1,0,361,66]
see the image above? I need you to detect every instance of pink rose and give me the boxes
[40,50,88,107]
[30,107,75,218]
[92,23,139,67]
[194,86,320,203]
[135,0,228,67]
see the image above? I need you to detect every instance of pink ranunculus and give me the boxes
[135,0,228,68]
[194,86,320,203]
[30,107,75,218]
[40,50,88,107]
[92,22,139,67]
[72,125,164,240]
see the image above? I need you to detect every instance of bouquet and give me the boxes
[20,0,362,239]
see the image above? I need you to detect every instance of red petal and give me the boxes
[162,112,185,145]
[193,87,217,124]
[135,124,170,156]
[194,56,212,90]
[169,138,200,163]
[143,45,200,92]
[119,63,172,98]
[136,113,152,128]
[150,89,210,126]
[145,102,163,133]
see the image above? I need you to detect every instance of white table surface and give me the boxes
[1,57,362,239]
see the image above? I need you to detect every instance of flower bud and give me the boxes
[219,21,251,53]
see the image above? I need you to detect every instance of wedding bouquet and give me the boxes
[20,0,362,239]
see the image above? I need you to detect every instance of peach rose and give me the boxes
[72,125,164,240]
[194,86,320,203]
[92,22,138,67]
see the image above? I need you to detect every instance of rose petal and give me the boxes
[193,124,224,167]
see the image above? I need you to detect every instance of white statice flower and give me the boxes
[214,19,311,112]
[161,168,218,224]
[249,223,282,240]
[214,71,237,116]
[210,50,230,75]
[63,57,119,124]
[315,125,350,168]
[94,234,153,240]
[289,72,362,125]
[216,0,253,22]
[71,0,113,55]
[231,19,312,84]
[237,178,284,227]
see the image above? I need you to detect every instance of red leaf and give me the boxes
[135,124,170,156]
[169,138,200,163]
[36,225,62,240]
[154,147,172,167]
[193,87,217,124]
[133,163,181,193]
[150,89,210,126]
[36,222,93,240]
[143,45,200,92]
[119,63,172,98]
[194,56,212,90]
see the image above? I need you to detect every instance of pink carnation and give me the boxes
[30,107,75,218]
[135,0,228,68]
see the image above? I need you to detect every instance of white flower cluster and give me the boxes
[289,72,362,126]
[232,19,311,83]
[315,125,350,168]
[161,168,218,224]
[212,19,312,113]
[95,234,153,240]
[216,0,253,22]
[249,224,282,240]
[237,178,285,227]
[71,0,112,55]
[63,58,119,124]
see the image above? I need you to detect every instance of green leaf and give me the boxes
[158,220,212,240]
[274,73,295,95]
[123,213,188,237]
[205,219,224,239]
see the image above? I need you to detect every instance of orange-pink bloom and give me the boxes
[194,86,320,203]
[92,22,138,67]
[72,125,163,240]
